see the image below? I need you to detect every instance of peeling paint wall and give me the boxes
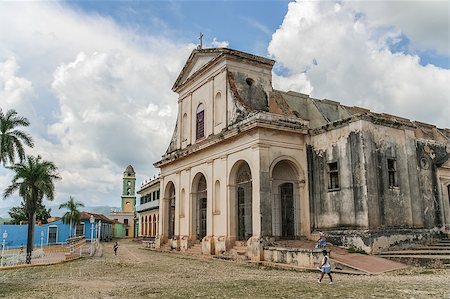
[309,119,447,233]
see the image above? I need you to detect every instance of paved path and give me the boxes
[275,239,407,274]
[331,249,407,274]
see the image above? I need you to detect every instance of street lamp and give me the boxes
[40,231,44,253]
[1,230,7,267]
[98,220,102,242]
[89,215,95,255]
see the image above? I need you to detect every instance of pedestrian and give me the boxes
[113,242,119,255]
[318,250,333,284]
[315,231,327,248]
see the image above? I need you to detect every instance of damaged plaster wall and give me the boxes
[308,119,447,233]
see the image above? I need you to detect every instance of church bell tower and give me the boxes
[122,165,136,213]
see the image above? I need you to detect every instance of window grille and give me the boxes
[328,162,339,190]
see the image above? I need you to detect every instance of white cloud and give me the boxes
[0,2,192,211]
[210,38,229,48]
[348,1,450,55]
[268,1,450,128]
[0,57,34,114]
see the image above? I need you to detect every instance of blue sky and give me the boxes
[0,0,449,215]
[67,0,291,56]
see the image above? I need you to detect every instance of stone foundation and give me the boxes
[325,228,442,254]
[170,237,180,251]
[213,236,227,255]
[263,247,324,268]
[201,236,215,255]
[247,236,264,261]
[179,235,190,251]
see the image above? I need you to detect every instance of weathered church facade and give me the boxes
[154,48,450,258]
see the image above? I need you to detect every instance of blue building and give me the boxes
[0,212,115,249]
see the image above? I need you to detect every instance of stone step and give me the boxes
[379,250,450,256]
[413,246,450,250]
[381,255,450,268]
[234,241,247,247]
[186,245,202,253]
[430,243,450,247]
[231,247,247,256]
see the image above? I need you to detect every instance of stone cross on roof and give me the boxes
[197,32,203,49]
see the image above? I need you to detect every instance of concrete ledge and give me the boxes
[325,228,442,254]
[263,246,324,268]
[0,256,83,271]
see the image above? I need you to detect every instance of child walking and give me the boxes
[113,242,119,255]
[318,250,333,284]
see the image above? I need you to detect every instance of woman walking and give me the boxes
[318,250,333,284]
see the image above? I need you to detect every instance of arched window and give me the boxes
[196,103,205,140]
[183,113,188,141]
[214,180,221,213]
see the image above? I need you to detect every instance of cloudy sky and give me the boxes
[0,0,449,215]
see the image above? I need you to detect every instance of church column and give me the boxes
[248,144,271,262]
[257,144,272,237]
[206,160,214,236]
[203,160,215,255]
[156,177,167,246]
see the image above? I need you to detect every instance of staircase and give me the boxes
[378,235,450,268]
[184,243,203,256]
[214,240,249,262]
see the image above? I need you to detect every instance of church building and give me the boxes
[110,165,137,238]
[154,47,450,258]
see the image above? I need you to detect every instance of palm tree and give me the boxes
[59,196,85,239]
[0,109,34,166]
[3,155,60,264]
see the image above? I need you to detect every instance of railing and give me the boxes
[1,236,102,268]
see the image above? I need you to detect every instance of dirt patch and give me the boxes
[0,239,449,298]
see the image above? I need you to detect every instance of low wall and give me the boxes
[325,228,441,254]
[263,246,325,268]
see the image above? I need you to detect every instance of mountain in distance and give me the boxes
[0,205,120,219]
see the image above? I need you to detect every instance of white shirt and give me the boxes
[322,255,330,268]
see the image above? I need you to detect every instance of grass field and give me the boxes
[0,239,449,299]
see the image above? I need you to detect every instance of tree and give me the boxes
[0,109,34,166]
[8,201,52,225]
[59,196,84,239]
[3,155,60,264]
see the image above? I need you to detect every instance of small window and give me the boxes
[196,103,205,140]
[157,190,160,200]
[387,158,398,188]
[124,219,129,225]
[328,162,340,190]
[75,223,85,237]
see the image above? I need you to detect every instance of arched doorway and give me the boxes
[271,160,299,239]
[192,173,207,241]
[165,181,176,239]
[280,183,294,238]
[236,162,252,241]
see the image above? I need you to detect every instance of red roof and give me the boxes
[80,211,119,224]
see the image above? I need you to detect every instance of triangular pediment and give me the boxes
[172,48,275,92]
[172,49,224,92]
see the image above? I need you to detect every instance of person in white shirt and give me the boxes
[318,250,333,284]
